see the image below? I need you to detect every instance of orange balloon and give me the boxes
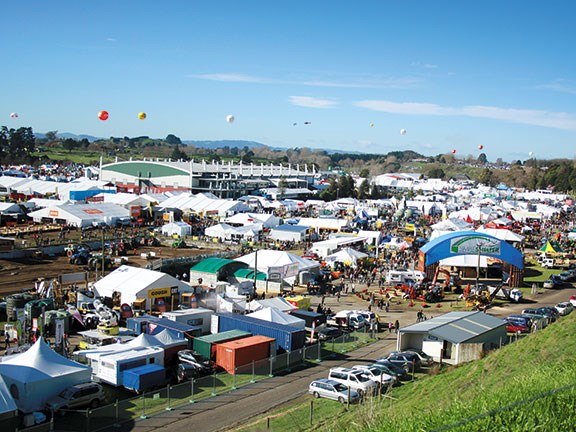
[98,110,109,121]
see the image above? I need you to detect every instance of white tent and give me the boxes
[0,375,17,419]
[247,307,305,329]
[324,248,368,267]
[161,221,192,237]
[440,255,489,268]
[0,338,91,413]
[235,250,320,278]
[247,297,298,313]
[93,265,192,311]
[153,328,186,347]
[476,227,524,243]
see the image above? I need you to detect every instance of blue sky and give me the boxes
[1,1,575,161]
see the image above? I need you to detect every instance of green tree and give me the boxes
[428,168,445,179]
[171,144,188,160]
[359,168,370,178]
[477,153,487,164]
[165,134,182,145]
[479,168,494,186]
[45,130,58,141]
[62,138,78,152]
[278,176,288,199]
[358,179,370,199]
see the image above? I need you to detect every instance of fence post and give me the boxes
[269,356,274,377]
[190,379,195,404]
[287,350,291,372]
[166,384,173,411]
[140,393,148,420]
[309,400,314,425]
[317,342,321,362]
[251,360,256,383]
[114,399,120,428]
[212,372,217,396]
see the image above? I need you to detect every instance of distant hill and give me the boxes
[35,132,101,142]
[182,140,267,150]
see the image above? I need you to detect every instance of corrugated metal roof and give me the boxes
[233,268,267,281]
[190,257,236,274]
[400,311,505,344]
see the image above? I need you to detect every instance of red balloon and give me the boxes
[478,144,484,150]
[98,110,109,121]
[452,149,456,154]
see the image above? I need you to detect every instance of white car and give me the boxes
[328,367,378,397]
[555,302,574,316]
[308,378,360,404]
[351,365,395,387]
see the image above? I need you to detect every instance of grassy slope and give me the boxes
[241,312,576,432]
[331,312,576,432]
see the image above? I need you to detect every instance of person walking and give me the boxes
[394,320,400,334]
[388,322,393,333]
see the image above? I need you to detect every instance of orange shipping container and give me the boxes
[215,335,274,374]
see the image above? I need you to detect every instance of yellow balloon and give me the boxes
[138,112,147,120]
[370,123,374,128]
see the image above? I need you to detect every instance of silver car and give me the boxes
[308,378,360,404]
[45,383,105,413]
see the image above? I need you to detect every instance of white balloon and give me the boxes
[10,112,18,119]
[226,114,235,124]
[528,151,534,157]
[400,129,407,135]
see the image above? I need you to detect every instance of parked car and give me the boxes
[537,306,559,321]
[392,348,434,367]
[308,378,360,404]
[316,326,342,341]
[506,315,532,331]
[504,317,531,334]
[327,367,378,397]
[558,271,574,282]
[177,350,216,373]
[383,352,422,373]
[45,383,105,413]
[374,359,413,380]
[522,308,552,325]
[175,362,211,382]
[555,302,574,316]
[368,363,412,384]
[351,365,395,386]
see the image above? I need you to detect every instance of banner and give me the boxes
[147,287,171,298]
[284,263,300,278]
[450,236,501,255]
[55,318,65,345]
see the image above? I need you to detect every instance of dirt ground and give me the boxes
[0,242,223,297]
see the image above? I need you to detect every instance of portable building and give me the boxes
[215,336,275,374]
[161,308,213,335]
[288,309,326,330]
[214,313,306,352]
[96,346,165,387]
[193,329,252,360]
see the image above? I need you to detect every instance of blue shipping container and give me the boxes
[216,313,306,352]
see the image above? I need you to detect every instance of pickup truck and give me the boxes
[327,310,366,331]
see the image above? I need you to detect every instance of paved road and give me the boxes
[107,284,576,432]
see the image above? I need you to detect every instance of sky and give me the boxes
[1,1,575,162]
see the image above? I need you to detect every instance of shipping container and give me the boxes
[215,313,306,352]
[193,329,252,360]
[122,364,168,393]
[216,335,275,374]
[288,310,326,330]
[161,308,213,335]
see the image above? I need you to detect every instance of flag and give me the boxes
[311,320,316,343]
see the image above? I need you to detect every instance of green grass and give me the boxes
[523,265,562,284]
[237,312,576,432]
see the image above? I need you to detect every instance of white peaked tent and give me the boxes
[0,375,17,420]
[153,328,186,347]
[161,221,192,237]
[247,307,305,329]
[125,333,163,348]
[324,248,368,266]
[247,297,298,313]
[475,227,524,243]
[236,250,320,275]
[0,338,91,413]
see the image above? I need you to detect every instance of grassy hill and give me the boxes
[241,312,576,431]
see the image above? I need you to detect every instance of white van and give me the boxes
[328,367,378,397]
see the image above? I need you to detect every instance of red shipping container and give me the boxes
[216,335,274,374]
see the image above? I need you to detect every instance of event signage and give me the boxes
[147,287,171,298]
[450,236,501,255]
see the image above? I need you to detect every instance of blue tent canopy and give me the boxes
[419,231,524,269]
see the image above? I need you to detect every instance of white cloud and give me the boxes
[536,79,576,95]
[106,38,117,42]
[289,96,338,109]
[354,99,576,131]
[190,72,421,89]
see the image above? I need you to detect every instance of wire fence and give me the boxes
[16,330,379,432]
